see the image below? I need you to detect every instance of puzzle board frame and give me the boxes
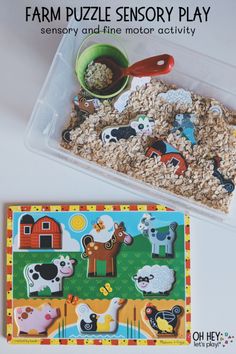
[6,204,191,345]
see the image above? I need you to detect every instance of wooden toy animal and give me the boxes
[14,304,59,336]
[144,303,182,335]
[77,298,126,333]
[138,213,177,258]
[24,255,76,297]
[82,222,133,277]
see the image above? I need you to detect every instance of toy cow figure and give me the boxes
[101,115,154,144]
[24,255,76,297]
[14,303,59,336]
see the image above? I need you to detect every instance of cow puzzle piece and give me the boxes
[101,114,154,144]
[14,303,59,336]
[24,255,76,297]
[171,113,197,145]
[138,213,177,258]
[145,139,188,175]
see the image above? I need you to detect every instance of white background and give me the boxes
[0,0,236,353]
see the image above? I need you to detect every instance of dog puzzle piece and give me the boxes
[145,139,188,175]
[24,255,76,297]
[158,88,192,106]
[172,113,197,145]
[76,298,126,333]
[101,115,154,144]
[81,222,133,277]
[138,213,177,258]
[144,303,182,336]
[14,303,59,336]
[132,265,175,296]
[212,156,235,193]
[114,77,151,113]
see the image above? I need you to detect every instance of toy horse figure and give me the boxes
[82,222,133,277]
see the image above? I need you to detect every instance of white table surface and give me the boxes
[0,0,236,353]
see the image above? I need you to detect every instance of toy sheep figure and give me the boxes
[132,265,175,296]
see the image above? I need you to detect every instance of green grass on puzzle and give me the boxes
[13,226,186,300]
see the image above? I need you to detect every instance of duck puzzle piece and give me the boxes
[101,115,154,144]
[138,213,177,258]
[145,139,188,175]
[158,88,192,106]
[144,303,182,335]
[76,298,126,333]
[212,156,235,193]
[132,265,175,296]
[172,113,197,145]
[81,222,133,277]
[14,303,59,336]
[24,255,76,297]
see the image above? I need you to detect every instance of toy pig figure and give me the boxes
[14,303,59,336]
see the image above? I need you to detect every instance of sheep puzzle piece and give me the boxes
[138,213,177,258]
[101,115,154,144]
[133,265,175,296]
[7,204,191,345]
[24,255,76,297]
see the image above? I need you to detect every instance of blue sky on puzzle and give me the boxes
[13,211,184,251]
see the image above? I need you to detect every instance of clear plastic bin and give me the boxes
[25,22,236,230]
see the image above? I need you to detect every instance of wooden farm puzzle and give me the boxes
[6,204,191,345]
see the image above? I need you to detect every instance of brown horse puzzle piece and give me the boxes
[81,222,133,277]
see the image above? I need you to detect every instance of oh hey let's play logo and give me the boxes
[192,331,234,349]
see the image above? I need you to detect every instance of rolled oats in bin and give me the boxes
[85,61,113,91]
[61,79,236,213]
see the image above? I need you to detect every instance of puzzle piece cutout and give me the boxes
[158,88,192,106]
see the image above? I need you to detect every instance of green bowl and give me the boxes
[75,43,129,99]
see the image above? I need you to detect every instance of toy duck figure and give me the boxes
[80,313,98,332]
[97,314,114,332]
[77,298,126,333]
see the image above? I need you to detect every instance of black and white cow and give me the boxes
[101,115,154,144]
[24,255,76,297]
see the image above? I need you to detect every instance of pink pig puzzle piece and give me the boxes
[14,303,60,336]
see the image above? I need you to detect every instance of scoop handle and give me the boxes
[124,54,174,77]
